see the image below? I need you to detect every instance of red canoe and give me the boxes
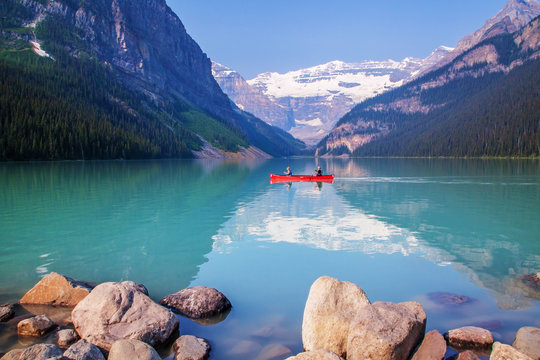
[270,174,334,184]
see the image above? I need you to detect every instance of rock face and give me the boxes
[411,330,446,360]
[57,328,79,347]
[71,281,178,350]
[302,276,371,357]
[17,314,56,336]
[445,326,494,352]
[19,272,93,307]
[456,350,480,360]
[0,349,24,360]
[0,304,15,322]
[173,335,211,360]
[513,326,540,360]
[63,339,105,360]
[490,341,533,360]
[346,301,427,360]
[160,286,231,319]
[19,344,63,360]
[108,339,161,360]
[286,350,344,360]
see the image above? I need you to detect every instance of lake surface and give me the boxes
[0,158,539,359]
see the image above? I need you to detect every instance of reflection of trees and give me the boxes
[0,161,251,301]
[334,158,540,309]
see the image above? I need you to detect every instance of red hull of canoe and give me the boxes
[270,174,334,183]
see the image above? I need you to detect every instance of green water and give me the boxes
[0,159,539,359]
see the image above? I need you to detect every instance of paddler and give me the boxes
[284,166,293,176]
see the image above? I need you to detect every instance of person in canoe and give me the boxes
[284,166,293,176]
[314,166,323,176]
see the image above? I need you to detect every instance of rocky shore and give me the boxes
[1,273,539,360]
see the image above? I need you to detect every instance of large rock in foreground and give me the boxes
[71,281,178,350]
[346,301,427,360]
[108,339,161,360]
[286,350,344,359]
[513,326,540,360]
[302,276,371,357]
[19,344,63,360]
[19,272,93,307]
[160,286,231,319]
[63,339,105,360]
[173,335,211,360]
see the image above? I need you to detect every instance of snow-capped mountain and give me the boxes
[213,46,453,146]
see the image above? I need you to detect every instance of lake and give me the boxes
[0,158,539,359]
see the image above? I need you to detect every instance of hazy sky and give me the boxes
[167,0,509,79]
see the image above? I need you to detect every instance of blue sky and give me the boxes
[167,0,508,79]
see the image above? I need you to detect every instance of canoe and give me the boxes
[270,174,334,183]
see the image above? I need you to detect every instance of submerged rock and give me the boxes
[427,292,476,306]
[445,326,493,352]
[160,286,231,319]
[109,339,160,360]
[71,281,178,350]
[255,343,292,360]
[513,326,540,360]
[19,272,93,307]
[0,304,15,322]
[17,314,56,337]
[63,339,105,360]
[411,330,446,360]
[173,335,211,360]
[490,341,533,360]
[346,301,427,360]
[302,276,371,357]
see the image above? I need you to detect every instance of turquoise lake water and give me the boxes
[0,158,539,359]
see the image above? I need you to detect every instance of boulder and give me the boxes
[108,339,160,360]
[0,349,24,360]
[173,335,211,360]
[302,276,371,357]
[457,350,480,359]
[71,281,178,350]
[490,341,533,360]
[19,344,63,360]
[17,314,56,336]
[0,304,15,322]
[160,286,231,319]
[19,272,93,307]
[346,301,427,360]
[286,350,344,359]
[445,326,493,352]
[57,328,79,347]
[411,330,446,360]
[513,326,540,360]
[63,339,105,360]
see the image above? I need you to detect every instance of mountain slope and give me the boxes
[316,16,540,157]
[213,47,453,147]
[0,0,304,160]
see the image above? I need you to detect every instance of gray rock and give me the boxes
[0,349,24,360]
[346,301,427,360]
[0,304,15,322]
[108,339,160,360]
[286,350,344,359]
[17,314,56,336]
[174,335,211,360]
[71,281,178,350]
[19,344,63,360]
[411,330,446,360]
[302,276,371,357]
[57,328,79,347]
[19,272,93,307]
[63,339,105,360]
[490,341,533,360]
[160,286,231,319]
[513,326,540,360]
[445,326,494,352]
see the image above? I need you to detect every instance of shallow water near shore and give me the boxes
[0,158,539,359]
